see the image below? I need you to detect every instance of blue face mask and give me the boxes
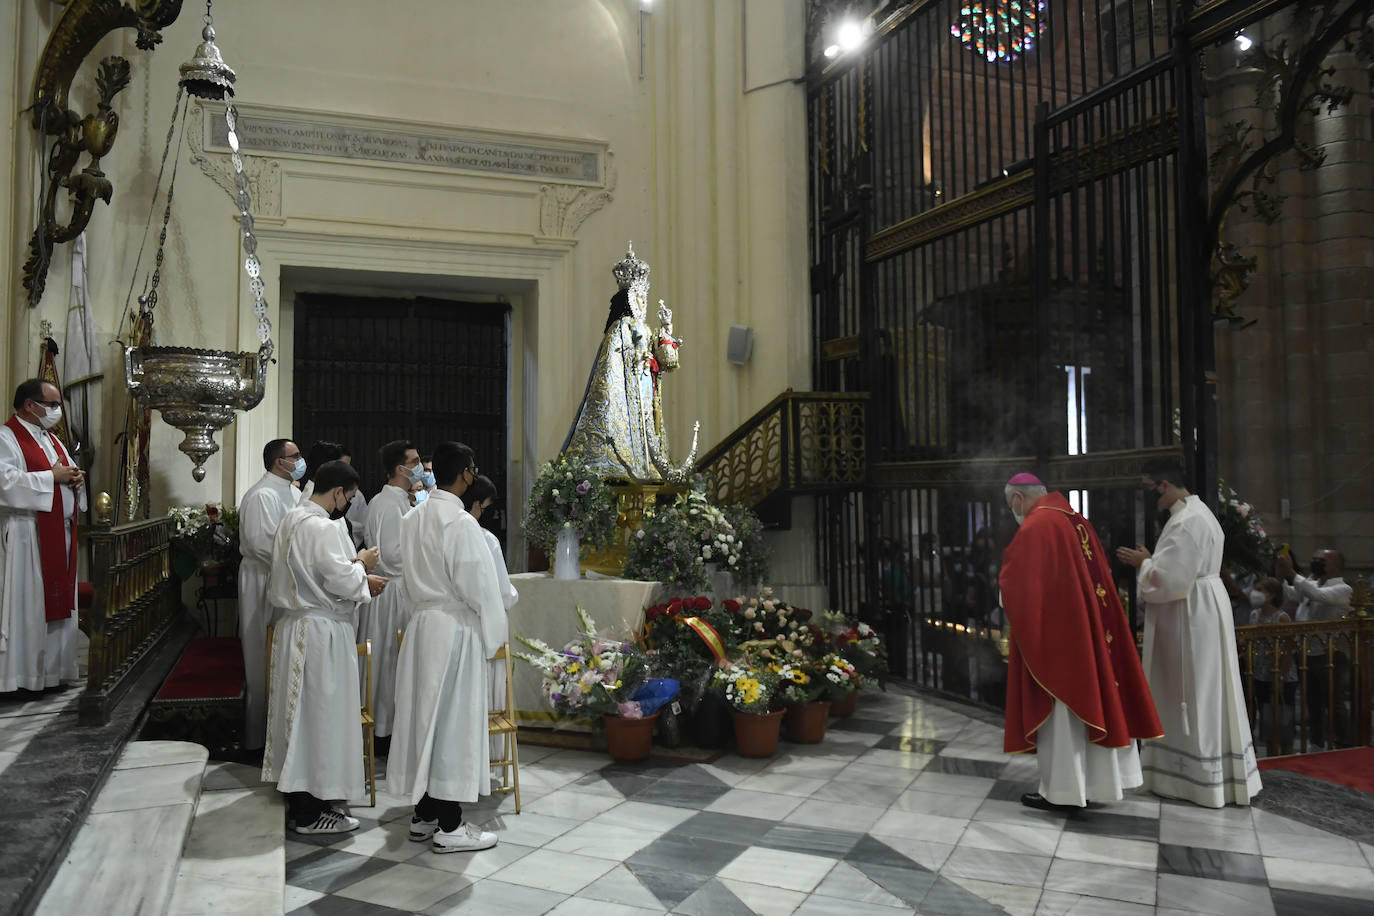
[289,457,307,481]
[413,488,429,505]
[422,471,436,489]
[407,463,426,486]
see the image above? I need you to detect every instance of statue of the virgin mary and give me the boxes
[561,243,698,483]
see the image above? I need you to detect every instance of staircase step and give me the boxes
[167,762,285,915]
[35,741,209,916]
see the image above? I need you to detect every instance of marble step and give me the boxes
[34,740,209,916]
[167,762,286,915]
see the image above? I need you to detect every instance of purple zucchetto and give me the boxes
[1007,472,1043,486]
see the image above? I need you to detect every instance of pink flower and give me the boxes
[618,702,643,718]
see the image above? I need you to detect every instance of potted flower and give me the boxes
[711,659,783,757]
[642,595,741,747]
[777,658,830,744]
[169,503,240,590]
[815,610,886,716]
[514,606,658,760]
[522,456,618,579]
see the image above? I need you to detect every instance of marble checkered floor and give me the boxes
[278,685,1374,915]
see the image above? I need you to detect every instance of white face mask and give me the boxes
[38,404,62,430]
[1249,590,1267,608]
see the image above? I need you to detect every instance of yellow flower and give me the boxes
[568,663,580,674]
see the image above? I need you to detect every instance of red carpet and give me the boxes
[1258,746,1374,794]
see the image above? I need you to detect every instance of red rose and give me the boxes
[693,596,712,611]
[724,599,741,613]
[795,608,813,621]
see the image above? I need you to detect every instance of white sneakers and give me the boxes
[432,822,499,854]
[294,809,360,835]
[408,816,439,841]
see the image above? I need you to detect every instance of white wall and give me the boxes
[3,0,812,563]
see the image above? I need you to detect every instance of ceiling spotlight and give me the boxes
[1235,33,1253,51]
[837,19,864,52]
[824,44,840,58]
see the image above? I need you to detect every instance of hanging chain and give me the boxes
[118,84,185,339]
[224,98,273,356]
[146,92,189,315]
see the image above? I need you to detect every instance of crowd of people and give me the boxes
[238,435,517,851]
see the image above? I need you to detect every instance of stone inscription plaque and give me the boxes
[208,112,602,184]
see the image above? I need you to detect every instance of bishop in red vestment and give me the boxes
[999,473,1161,810]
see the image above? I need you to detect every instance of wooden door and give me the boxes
[293,292,511,551]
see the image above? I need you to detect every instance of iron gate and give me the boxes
[807,0,1366,705]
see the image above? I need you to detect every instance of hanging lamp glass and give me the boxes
[124,0,273,482]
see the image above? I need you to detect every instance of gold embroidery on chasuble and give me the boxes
[1075,523,1093,561]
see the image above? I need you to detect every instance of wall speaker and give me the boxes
[727,324,754,365]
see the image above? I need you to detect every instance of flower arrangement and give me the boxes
[515,606,648,719]
[168,503,240,580]
[711,660,780,714]
[1218,477,1276,577]
[722,503,769,587]
[522,455,619,553]
[624,478,757,593]
[641,595,725,704]
[776,660,825,705]
[624,497,711,594]
[817,652,861,699]
[814,610,887,690]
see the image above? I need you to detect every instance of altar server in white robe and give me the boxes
[339,445,370,550]
[0,380,85,692]
[236,438,305,750]
[389,441,501,853]
[263,460,387,834]
[462,474,519,768]
[362,439,424,746]
[1117,459,1262,807]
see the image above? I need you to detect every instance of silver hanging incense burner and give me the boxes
[124,0,273,482]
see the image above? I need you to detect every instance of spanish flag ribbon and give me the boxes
[683,616,727,662]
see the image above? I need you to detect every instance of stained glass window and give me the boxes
[951,1,1048,63]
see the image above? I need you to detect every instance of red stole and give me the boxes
[5,416,78,622]
[998,491,1162,753]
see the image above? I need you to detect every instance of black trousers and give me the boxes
[415,792,463,832]
[287,792,331,824]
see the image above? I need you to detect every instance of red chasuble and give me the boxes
[4,416,78,622]
[999,491,1161,753]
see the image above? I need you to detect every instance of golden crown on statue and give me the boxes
[612,241,651,291]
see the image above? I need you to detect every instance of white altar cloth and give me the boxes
[508,573,661,727]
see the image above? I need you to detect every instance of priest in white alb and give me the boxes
[262,460,386,834]
[236,438,305,750]
[0,380,86,692]
[461,473,519,770]
[1117,458,1262,807]
[388,441,501,854]
[361,438,423,752]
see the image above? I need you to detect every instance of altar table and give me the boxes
[508,573,661,727]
